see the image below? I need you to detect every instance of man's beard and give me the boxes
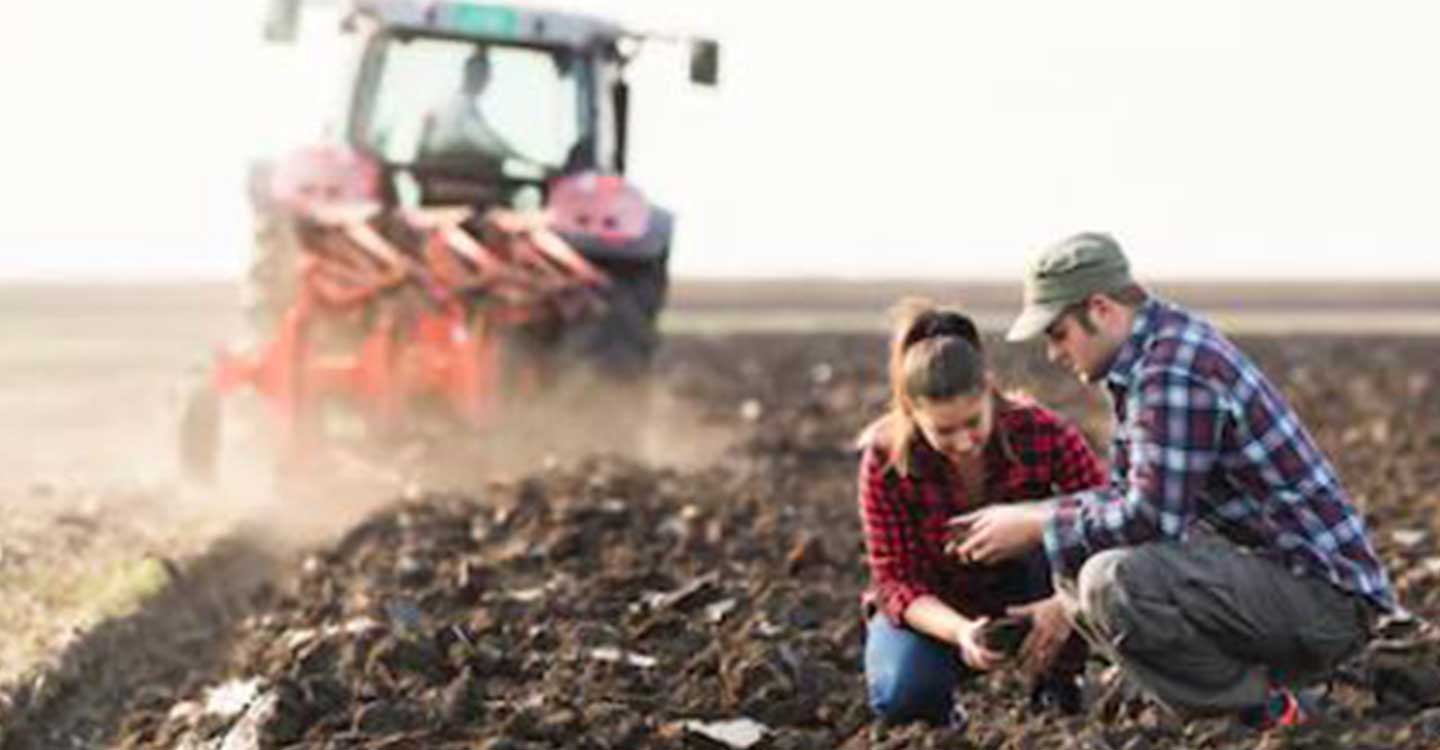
[1079,340,1123,385]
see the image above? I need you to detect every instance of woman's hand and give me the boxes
[1008,595,1072,678]
[954,617,1006,672]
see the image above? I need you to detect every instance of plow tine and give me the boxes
[401,207,474,231]
[527,228,609,288]
[306,201,382,228]
[506,227,598,291]
[345,222,410,273]
[305,250,406,308]
[441,226,508,281]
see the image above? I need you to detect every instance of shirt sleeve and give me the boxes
[857,445,934,624]
[1043,367,1225,577]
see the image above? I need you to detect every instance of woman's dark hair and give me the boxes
[862,298,991,474]
[897,305,982,353]
[896,307,985,404]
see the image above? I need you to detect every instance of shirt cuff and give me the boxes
[1043,492,1090,579]
[880,583,926,626]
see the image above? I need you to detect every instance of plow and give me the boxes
[181,0,719,479]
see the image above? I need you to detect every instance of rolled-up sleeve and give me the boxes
[858,446,932,624]
[1044,367,1225,577]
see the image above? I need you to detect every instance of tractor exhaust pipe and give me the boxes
[264,0,304,43]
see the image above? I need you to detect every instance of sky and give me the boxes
[2,1,1438,281]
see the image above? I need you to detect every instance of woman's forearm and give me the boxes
[903,595,977,645]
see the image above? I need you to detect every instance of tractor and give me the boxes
[180,0,719,480]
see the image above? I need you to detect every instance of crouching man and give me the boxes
[953,232,1395,729]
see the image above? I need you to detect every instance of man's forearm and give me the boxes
[1044,481,1190,578]
[951,500,1055,564]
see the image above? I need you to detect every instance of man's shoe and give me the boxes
[1275,689,1308,727]
[1241,687,1324,730]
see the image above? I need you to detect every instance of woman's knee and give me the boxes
[869,666,954,724]
[864,616,959,724]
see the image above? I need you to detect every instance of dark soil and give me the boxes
[7,332,1440,750]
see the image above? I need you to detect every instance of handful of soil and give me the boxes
[978,615,1033,656]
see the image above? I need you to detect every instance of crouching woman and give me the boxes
[857,300,1105,725]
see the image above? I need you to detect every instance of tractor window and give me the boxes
[359,36,583,171]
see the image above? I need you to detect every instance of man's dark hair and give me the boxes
[1059,284,1148,334]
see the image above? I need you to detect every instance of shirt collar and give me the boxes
[1103,297,1163,392]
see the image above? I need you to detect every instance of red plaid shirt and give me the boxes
[859,397,1106,624]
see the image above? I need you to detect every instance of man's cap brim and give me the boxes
[1005,301,1069,342]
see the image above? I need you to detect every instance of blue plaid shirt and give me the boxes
[1043,298,1396,613]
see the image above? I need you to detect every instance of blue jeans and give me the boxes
[864,549,1084,724]
[865,613,964,724]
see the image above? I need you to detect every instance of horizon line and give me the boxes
[3,274,1440,287]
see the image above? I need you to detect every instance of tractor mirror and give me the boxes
[689,38,720,87]
[264,0,302,43]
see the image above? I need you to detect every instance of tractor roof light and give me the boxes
[434,3,520,37]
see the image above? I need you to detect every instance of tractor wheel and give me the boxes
[567,254,668,378]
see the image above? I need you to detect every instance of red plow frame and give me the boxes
[209,204,610,465]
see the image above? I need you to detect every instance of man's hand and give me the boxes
[954,618,1005,672]
[1009,595,1072,678]
[948,501,1050,564]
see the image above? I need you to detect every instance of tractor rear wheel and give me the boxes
[566,253,668,378]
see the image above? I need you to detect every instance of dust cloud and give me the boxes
[0,281,734,698]
[179,369,735,553]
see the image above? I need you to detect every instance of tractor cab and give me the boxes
[186,2,719,481]
[265,0,719,211]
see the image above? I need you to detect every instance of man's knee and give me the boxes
[1076,548,1138,633]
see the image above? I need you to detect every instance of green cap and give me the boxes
[1006,232,1133,341]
